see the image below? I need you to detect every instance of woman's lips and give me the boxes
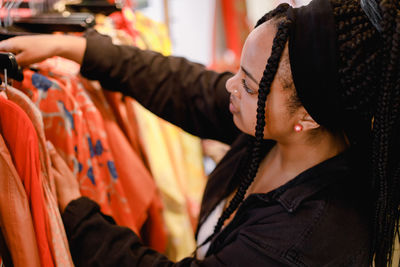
[229,97,239,113]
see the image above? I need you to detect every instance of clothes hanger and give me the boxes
[0,52,24,88]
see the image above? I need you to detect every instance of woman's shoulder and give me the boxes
[289,180,372,266]
[237,153,372,266]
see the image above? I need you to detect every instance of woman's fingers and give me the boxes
[47,141,81,212]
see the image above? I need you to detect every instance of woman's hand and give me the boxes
[0,34,86,67]
[48,141,81,212]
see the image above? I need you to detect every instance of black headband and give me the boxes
[287,0,343,129]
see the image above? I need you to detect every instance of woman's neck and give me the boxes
[274,131,348,176]
[248,131,348,195]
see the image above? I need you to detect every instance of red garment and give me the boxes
[0,122,41,267]
[109,10,140,42]
[0,96,54,267]
[6,86,74,266]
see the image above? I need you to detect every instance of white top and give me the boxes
[196,200,226,260]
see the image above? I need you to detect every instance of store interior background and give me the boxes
[138,0,312,68]
[0,0,397,265]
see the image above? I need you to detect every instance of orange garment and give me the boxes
[6,86,74,267]
[14,57,165,250]
[81,78,167,251]
[141,194,166,252]
[14,67,116,216]
[46,65,151,235]
[0,96,53,267]
[0,122,40,267]
[103,91,150,171]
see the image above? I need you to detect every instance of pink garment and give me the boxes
[6,87,74,267]
[0,97,48,266]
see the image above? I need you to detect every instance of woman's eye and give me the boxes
[242,79,255,95]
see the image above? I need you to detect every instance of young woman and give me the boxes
[0,0,398,265]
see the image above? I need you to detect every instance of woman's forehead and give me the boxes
[241,22,277,83]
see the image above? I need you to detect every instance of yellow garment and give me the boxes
[132,103,195,260]
[393,235,399,266]
[159,123,207,231]
[131,10,172,54]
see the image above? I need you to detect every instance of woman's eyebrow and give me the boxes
[241,66,258,85]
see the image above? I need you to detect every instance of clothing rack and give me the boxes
[12,12,95,33]
[0,0,96,34]
[66,0,121,16]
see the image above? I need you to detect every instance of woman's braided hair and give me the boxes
[330,0,400,265]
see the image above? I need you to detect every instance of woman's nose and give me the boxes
[225,75,241,98]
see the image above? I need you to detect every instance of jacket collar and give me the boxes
[260,150,352,213]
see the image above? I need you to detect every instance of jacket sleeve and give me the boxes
[62,197,290,267]
[80,29,240,145]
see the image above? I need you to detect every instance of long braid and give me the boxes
[211,19,292,237]
[391,10,400,266]
[330,0,400,265]
[197,6,292,249]
[372,0,393,262]
[373,0,400,265]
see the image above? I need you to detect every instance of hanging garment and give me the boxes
[94,13,136,46]
[103,91,151,171]
[0,95,53,267]
[394,238,399,267]
[128,102,197,260]
[95,11,207,255]
[14,56,166,250]
[6,86,74,267]
[0,126,41,267]
[14,67,116,217]
[106,9,207,259]
[80,78,167,252]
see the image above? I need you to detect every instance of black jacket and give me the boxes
[61,29,372,266]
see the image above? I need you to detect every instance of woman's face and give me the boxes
[225,20,298,142]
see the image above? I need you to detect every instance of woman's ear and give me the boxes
[296,108,320,131]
